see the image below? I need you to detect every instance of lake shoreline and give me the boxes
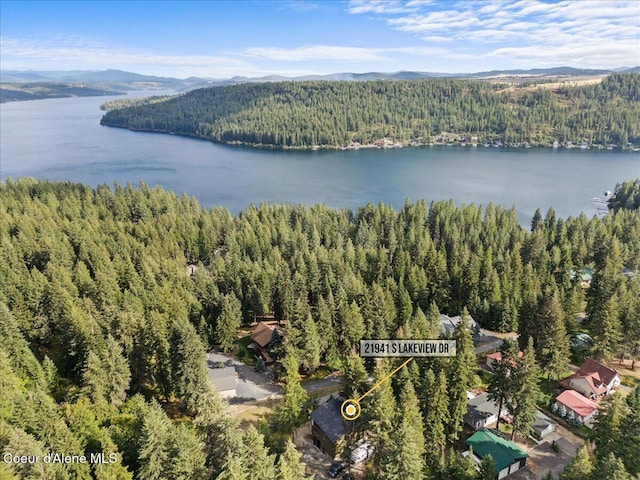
[99,123,640,153]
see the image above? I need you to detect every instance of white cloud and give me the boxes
[0,37,259,77]
[348,0,640,68]
[347,0,419,15]
[241,44,450,62]
[242,45,388,62]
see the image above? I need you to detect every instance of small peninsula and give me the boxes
[100,73,640,150]
[0,83,125,103]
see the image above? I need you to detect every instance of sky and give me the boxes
[1,0,639,78]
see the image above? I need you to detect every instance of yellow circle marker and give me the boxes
[341,399,362,421]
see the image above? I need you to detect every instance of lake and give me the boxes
[1,92,638,224]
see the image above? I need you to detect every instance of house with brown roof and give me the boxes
[486,351,523,371]
[558,358,620,400]
[249,321,283,364]
[552,389,599,428]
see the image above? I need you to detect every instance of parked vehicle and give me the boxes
[328,461,347,478]
[350,441,375,464]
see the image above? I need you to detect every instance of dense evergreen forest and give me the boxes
[0,83,123,103]
[100,73,640,149]
[1,179,640,479]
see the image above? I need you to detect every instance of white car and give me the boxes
[350,442,375,464]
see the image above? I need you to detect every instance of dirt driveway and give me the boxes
[510,425,584,479]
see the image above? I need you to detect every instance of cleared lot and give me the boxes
[509,425,584,479]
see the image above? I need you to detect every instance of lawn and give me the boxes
[236,334,257,366]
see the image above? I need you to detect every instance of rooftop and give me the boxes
[466,392,502,425]
[466,429,528,472]
[532,410,557,435]
[577,358,618,386]
[311,397,345,444]
[555,389,598,417]
[250,321,282,348]
[208,366,238,392]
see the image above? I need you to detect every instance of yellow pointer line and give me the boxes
[356,357,414,402]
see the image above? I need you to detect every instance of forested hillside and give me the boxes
[0,83,123,103]
[100,73,640,149]
[2,179,640,479]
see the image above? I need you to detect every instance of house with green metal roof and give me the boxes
[465,429,528,479]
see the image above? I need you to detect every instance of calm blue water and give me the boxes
[1,92,638,224]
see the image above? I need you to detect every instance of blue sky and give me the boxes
[1,0,638,78]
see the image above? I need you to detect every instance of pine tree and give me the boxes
[241,426,277,480]
[559,445,592,480]
[511,337,541,440]
[478,454,497,480]
[171,321,209,413]
[276,440,307,480]
[422,369,449,465]
[591,294,623,361]
[342,352,369,399]
[487,339,519,431]
[537,288,570,381]
[217,453,248,480]
[339,300,365,350]
[193,387,234,474]
[216,293,242,353]
[387,378,425,480]
[138,401,171,480]
[167,423,208,480]
[298,314,321,372]
[369,361,397,476]
[447,309,475,442]
[591,453,632,480]
[273,350,308,432]
[593,392,626,464]
[620,385,640,476]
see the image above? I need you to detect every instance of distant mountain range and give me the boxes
[1,66,639,94]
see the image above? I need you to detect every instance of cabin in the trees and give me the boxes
[208,366,238,399]
[552,389,599,428]
[439,313,482,340]
[558,358,620,400]
[465,392,509,430]
[532,410,557,440]
[485,351,523,370]
[310,397,345,458]
[249,321,283,365]
[465,429,528,479]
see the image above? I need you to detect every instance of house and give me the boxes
[465,429,528,479]
[311,397,345,458]
[532,410,557,440]
[558,358,620,400]
[465,392,509,430]
[249,321,283,364]
[208,366,238,399]
[552,389,598,428]
[486,351,523,370]
[569,267,593,287]
[440,313,482,340]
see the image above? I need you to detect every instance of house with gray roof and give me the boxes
[440,313,482,340]
[208,366,238,399]
[311,397,345,458]
[465,392,508,430]
[532,410,557,440]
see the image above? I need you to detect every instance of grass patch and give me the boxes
[620,374,640,389]
[473,368,493,389]
[301,366,334,384]
[236,334,257,366]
